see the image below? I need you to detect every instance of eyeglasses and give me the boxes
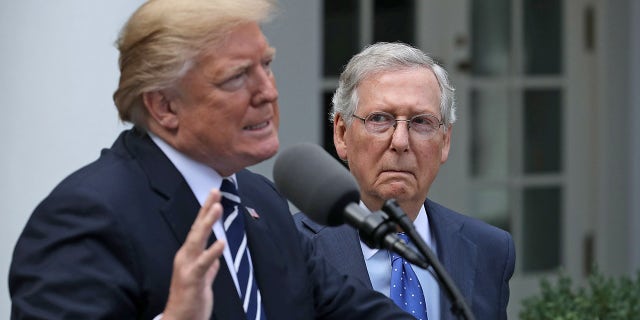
[352,111,444,138]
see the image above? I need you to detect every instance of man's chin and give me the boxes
[247,139,279,163]
[376,184,415,200]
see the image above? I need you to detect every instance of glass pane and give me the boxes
[470,89,509,178]
[471,0,511,76]
[523,89,562,173]
[324,0,359,77]
[522,186,562,272]
[374,0,415,45]
[469,187,510,232]
[524,0,562,74]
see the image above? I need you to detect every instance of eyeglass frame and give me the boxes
[351,111,445,138]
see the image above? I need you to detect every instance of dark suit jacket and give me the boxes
[9,128,414,320]
[295,199,516,320]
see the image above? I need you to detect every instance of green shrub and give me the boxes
[519,269,640,320]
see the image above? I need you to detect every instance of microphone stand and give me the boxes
[343,203,428,269]
[382,199,476,320]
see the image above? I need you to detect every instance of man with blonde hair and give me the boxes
[9,1,414,319]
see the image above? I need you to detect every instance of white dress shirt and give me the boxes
[150,133,245,296]
[360,203,441,320]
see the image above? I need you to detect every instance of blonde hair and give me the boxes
[113,0,276,126]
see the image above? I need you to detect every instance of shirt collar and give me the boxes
[360,202,432,260]
[149,132,236,205]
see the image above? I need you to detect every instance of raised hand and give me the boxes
[162,189,226,320]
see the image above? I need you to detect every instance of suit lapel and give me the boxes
[162,187,245,318]
[211,256,246,319]
[301,219,373,289]
[123,128,199,244]
[426,200,477,320]
[234,171,288,318]
[123,129,245,319]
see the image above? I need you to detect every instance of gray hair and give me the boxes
[331,42,456,128]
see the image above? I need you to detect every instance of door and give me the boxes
[428,0,597,318]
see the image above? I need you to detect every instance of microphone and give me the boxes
[273,143,426,268]
[273,143,358,227]
[343,203,427,268]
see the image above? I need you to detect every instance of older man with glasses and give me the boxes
[295,42,516,320]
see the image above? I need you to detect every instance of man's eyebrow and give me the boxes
[265,47,276,58]
[213,60,252,80]
[214,47,277,80]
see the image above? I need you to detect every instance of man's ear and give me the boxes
[440,125,453,164]
[333,114,349,161]
[142,90,179,130]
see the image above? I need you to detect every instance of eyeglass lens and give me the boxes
[362,112,441,136]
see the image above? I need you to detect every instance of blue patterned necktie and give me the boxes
[390,233,429,320]
[220,178,266,320]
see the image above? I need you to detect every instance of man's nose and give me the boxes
[251,68,278,106]
[390,120,410,151]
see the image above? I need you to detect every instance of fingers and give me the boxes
[194,230,225,277]
[199,237,225,266]
[200,240,225,281]
[185,189,222,250]
[192,190,225,293]
[163,189,226,320]
[181,189,225,275]
[198,189,222,229]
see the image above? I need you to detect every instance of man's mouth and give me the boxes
[383,169,410,173]
[244,121,269,131]
[381,169,414,177]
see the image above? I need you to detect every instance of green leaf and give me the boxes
[519,267,640,320]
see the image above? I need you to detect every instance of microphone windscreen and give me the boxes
[273,143,360,226]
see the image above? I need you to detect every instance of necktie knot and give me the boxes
[220,178,242,222]
[391,233,411,262]
[220,178,241,205]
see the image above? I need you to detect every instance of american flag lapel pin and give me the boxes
[246,206,260,220]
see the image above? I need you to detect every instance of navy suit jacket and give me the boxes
[295,199,515,320]
[9,128,414,320]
